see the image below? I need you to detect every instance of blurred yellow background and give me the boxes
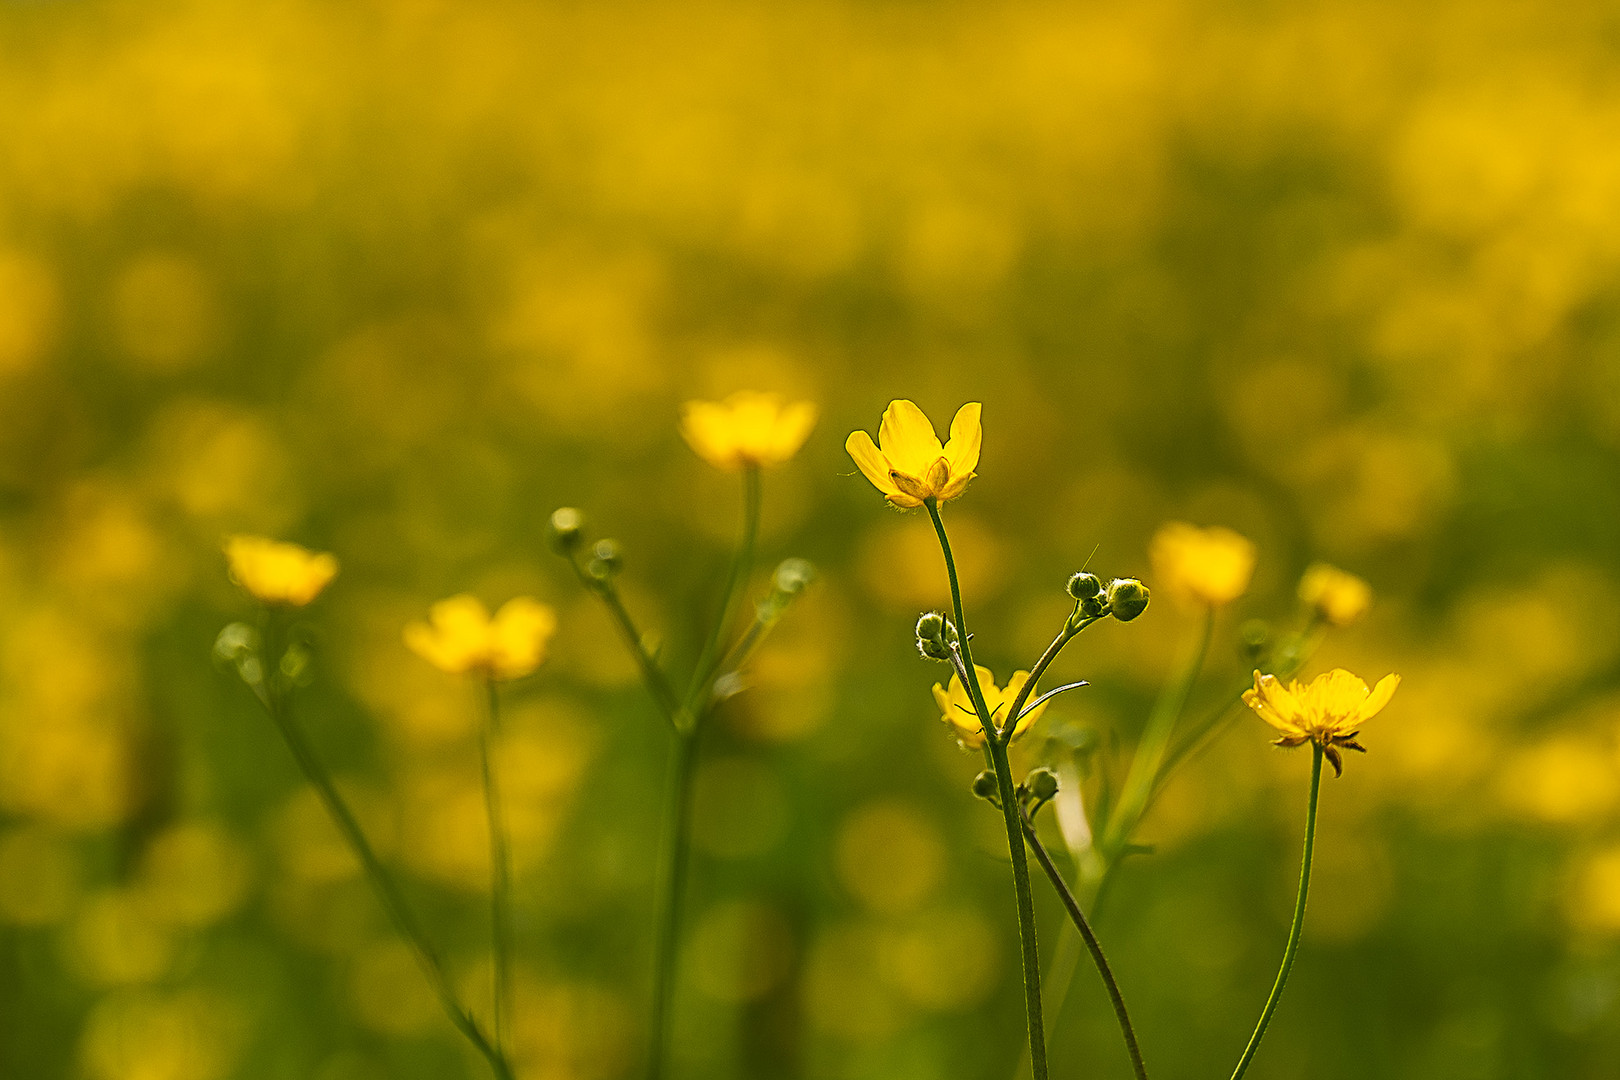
[3,0,1620,1077]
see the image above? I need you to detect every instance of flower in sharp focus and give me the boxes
[1150,522,1256,607]
[224,535,338,606]
[932,665,1047,750]
[680,391,818,470]
[1243,668,1400,777]
[1298,563,1372,627]
[846,399,981,508]
[404,595,558,681]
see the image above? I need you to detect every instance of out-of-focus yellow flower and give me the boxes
[931,664,1045,749]
[846,399,981,508]
[1150,522,1255,607]
[1243,668,1400,776]
[1299,563,1372,626]
[680,391,818,469]
[404,595,557,681]
[224,535,337,606]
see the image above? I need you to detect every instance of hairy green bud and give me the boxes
[1066,572,1103,600]
[1106,578,1151,622]
[971,770,1000,801]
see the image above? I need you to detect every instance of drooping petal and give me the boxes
[878,399,943,477]
[943,402,982,478]
[1245,672,1305,735]
[1355,674,1401,725]
[846,430,902,497]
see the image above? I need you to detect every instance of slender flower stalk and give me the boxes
[247,618,513,1080]
[1228,745,1323,1080]
[925,498,1049,1080]
[482,676,513,1062]
[644,464,762,1080]
[1020,807,1148,1080]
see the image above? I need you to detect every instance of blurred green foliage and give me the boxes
[3,0,1620,1077]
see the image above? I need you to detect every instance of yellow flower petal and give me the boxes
[943,402,982,478]
[846,430,903,498]
[879,399,944,477]
[681,391,817,469]
[224,535,339,607]
[1356,674,1401,725]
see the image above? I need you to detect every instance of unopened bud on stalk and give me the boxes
[547,507,586,554]
[1024,767,1059,803]
[587,539,622,581]
[1106,578,1151,622]
[773,558,815,597]
[915,611,957,662]
[971,770,1000,801]
[1066,572,1103,600]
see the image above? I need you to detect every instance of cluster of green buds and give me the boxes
[914,610,961,662]
[969,765,1060,816]
[548,507,625,584]
[1066,571,1150,626]
[213,620,314,698]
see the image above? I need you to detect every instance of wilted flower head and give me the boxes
[846,399,981,508]
[1298,563,1372,627]
[681,391,817,470]
[1150,522,1255,607]
[1243,668,1400,776]
[932,665,1046,749]
[404,595,558,681]
[224,535,338,606]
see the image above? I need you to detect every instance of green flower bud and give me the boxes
[773,558,815,597]
[915,611,957,662]
[1106,578,1151,622]
[547,507,587,554]
[1025,767,1059,803]
[1066,572,1103,600]
[971,770,1000,801]
[587,539,623,581]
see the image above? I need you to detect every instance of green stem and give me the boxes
[985,738,1051,1080]
[1228,744,1324,1080]
[482,677,513,1064]
[256,676,511,1080]
[647,726,699,1080]
[685,464,761,713]
[1102,606,1214,857]
[1021,810,1148,1080]
[647,466,762,1080]
[925,502,1047,1080]
[568,559,682,721]
[925,499,992,726]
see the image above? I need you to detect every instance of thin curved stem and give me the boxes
[925,501,1048,1080]
[256,672,510,1079]
[1021,810,1148,1080]
[925,499,993,726]
[1229,744,1324,1080]
[482,677,513,1063]
[567,558,682,721]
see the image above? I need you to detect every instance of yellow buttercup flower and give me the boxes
[1242,668,1400,776]
[680,391,818,470]
[932,665,1047,749]
[1298,563,1372,627]
[404,595,558,681]
[1150,522,1255,607]
[224,535,338,606]
[846,399,981,508]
